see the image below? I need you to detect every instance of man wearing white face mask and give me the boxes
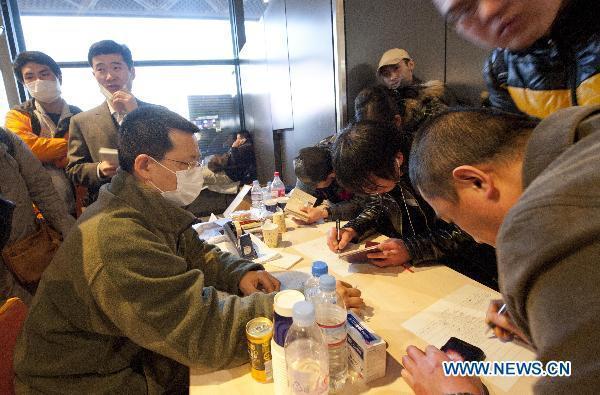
[67,40,153,206]
[5,51,82,214]
[14,106,363,393]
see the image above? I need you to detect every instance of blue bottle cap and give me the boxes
[319,274,336,292]
[292,301,315,326]
[311,261,328,277]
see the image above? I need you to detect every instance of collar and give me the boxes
[522,105,600,188]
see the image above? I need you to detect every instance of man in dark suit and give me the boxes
[67,40,151,205]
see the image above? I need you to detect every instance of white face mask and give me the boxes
[25,79,61,103]
[150,158,204,207]
[99,83,114,102]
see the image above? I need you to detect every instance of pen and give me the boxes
[336,219,341,252]
[485,303,507,334]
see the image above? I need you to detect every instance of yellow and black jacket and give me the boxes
[483,0,600,119]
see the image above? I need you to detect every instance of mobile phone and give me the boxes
[441,337,486,362]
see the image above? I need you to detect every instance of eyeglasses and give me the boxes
[163,158,202,170]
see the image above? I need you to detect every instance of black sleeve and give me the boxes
[482,50,523,114]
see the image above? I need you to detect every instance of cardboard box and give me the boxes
[346,311,387,382]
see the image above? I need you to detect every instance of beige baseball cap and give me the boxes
[377,48,412,74]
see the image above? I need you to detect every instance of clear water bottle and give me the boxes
[284,301,329,395]
[262,181,272,202]
[251,180,263,209]
[304,261,328,303]
[271,171,286,198]
[314,274,347,392]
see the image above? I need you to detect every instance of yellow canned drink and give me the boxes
[246,317,273,383]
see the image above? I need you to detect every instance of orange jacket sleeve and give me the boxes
[5,109,67,164]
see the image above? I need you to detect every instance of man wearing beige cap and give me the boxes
[376,48,453,133]
[377,48,418,90]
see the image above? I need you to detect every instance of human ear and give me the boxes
[452,165,496,199]
[134,154,153,181]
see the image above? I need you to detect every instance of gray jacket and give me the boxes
[497,105,600,393]
[14,170,274,394]
[0,128,74,303]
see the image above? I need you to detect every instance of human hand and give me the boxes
[485,299,528,343]
[232,136,246,148]
[98,161,118,178]
[401,345,485,395]
[327,227,356,252]
[366,238,411,267]
[239,270,281,295]
[293,206,328,225]
[111,90,138,114]
[335,280,364,312]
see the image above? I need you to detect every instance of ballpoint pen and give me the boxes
[336,218,341,252]
[485,303,507,334]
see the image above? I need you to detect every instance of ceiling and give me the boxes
[16,0,268,20]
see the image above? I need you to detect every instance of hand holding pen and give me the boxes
[485,299,528,344]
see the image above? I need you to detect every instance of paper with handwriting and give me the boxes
[402,285,535,392]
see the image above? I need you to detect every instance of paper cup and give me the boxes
[273,211,286,233]
[262,221,280,248]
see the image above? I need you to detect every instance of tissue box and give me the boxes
[346,311,387,382]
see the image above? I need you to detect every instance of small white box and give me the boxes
[346,311,387,383]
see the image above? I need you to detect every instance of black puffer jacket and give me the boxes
[483,0,600,119]
[344,176,492,269]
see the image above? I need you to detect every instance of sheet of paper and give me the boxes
[268,252,302,269]
[402,284,535,392]
[292,237,353,277]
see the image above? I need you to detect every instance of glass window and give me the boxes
[0,72,8,120]
[20,16,234,61]
[15,0,242,157]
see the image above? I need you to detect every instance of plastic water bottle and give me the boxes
[251,180,263,209]
[271,171,286,198]
[262,182,272,202]
[285,301,329,395]
[304,261,328,303]
[314,274,348,392]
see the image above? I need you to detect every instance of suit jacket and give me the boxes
[66,100,152,200]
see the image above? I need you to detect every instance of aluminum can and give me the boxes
[246,317,273,383]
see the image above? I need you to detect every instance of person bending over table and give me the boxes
[327,121,497,289]
[13,106,363,394]
[293,143,366,224]
[402,106,600,394]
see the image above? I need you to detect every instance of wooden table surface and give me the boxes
[190,219,536,394]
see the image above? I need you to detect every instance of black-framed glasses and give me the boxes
[163,158,202,170]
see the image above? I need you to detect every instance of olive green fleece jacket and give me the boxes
[13,170,275,394]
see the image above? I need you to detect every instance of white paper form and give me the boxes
[402,284,535,392]
[292,237,354,277]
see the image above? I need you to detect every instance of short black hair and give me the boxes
[354,85,399,125]
[119,106,200,172]
[88,40,134,68]
[294,146,333,186]
[13,51,62,84]
[332,121,411,193]
[409,108,539,203]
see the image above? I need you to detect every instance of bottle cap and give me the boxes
[274,171,280,177]
[274,290,305,317]
[319,274,336,292]
[311,261,328,277]
[292,301,315,326]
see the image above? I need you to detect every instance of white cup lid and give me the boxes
[274,290,305,317]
